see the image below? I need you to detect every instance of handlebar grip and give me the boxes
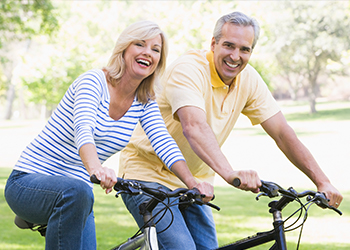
[90,174,100,184]
[90,174,123,186]
[233,178,241,187]
[207,202,221,211]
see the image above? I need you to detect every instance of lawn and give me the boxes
[1,167,349,250]
[1,100,349,249]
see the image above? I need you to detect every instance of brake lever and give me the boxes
[183,188,221,211]
[256,192,268,201]
[308,192,343,216]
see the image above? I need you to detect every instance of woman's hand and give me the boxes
[79,143,118,194]
[193,181,214,203]
[92,167,118,194]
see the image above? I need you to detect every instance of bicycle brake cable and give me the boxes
[130,189,173,238]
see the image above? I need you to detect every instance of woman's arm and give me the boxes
[79,143,117,194]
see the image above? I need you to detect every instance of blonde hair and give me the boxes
[103,20,168,104]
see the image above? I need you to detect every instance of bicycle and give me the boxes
[215,178,343,250]
[13,177,342,250]
[14,175,220,250]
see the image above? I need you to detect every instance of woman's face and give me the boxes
[123,34,162,82]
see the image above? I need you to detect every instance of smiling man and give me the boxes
[119,12,342,250]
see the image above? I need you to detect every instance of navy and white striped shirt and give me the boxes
[14,69,185,187]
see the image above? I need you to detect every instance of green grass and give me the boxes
[1,167,349,249]
[283,101,350,121]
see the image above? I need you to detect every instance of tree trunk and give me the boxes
[308,78,318,114]
[4,84,16,120]
[309,97,317,114]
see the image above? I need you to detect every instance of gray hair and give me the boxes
[213,12,260,49]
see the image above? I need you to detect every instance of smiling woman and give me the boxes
[4,20,198,250]
[104,20,168,104]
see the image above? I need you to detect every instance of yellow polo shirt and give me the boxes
[119,49,280,190]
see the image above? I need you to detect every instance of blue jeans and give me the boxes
[5,170,96,250]
[121,181,218,250]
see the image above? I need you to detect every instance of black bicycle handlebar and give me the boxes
[232,178,342,215]
[90,175,220,211]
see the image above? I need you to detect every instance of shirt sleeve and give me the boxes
[140,100,185,169]
[241,65,280,125]
[73,71,103,151]
[164,61,207,119]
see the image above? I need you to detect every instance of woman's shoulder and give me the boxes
[72,69,107,90]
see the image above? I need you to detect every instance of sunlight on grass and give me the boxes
[282,101,350,121]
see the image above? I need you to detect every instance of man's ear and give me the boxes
[210,37,216,51]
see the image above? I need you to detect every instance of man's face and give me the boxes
[211,23,254,86]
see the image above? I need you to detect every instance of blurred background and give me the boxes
[0,1,349,247]
[1,0,350,187]
[1,0,349,120]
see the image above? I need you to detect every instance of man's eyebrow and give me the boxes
[223,41,234,45]
[224,41,251,51]
[242,46,252,51]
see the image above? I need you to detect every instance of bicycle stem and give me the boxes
[272,210,287,250]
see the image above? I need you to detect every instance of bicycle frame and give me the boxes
[112,226,158,250]
[217,209,287,250]
[112,201,159,250]
[216,180,342,250]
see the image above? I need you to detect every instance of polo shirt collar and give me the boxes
[206,51,226,88]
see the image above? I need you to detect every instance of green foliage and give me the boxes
[1,1,350,118]
[267,1,350,111]
[22,51,94,111]
[249,59,277,91]
[0,0,59,47]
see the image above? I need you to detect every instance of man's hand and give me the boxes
[228,170,261,193]
[317,182,343,208]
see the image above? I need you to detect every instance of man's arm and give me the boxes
[261,111,343,207]
[176,105,261,192]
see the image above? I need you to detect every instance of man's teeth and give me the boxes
[137,59,150,66]
[226,61,238,68]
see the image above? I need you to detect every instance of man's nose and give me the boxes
[230,48,240,61]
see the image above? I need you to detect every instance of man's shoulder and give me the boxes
[166,49,209,80]
[171,49,209,67]
[239,63,264,84]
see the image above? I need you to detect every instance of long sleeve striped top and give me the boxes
[14,69,185,187]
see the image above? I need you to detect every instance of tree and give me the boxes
[0,0,58,119]
[268,1,350,113]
